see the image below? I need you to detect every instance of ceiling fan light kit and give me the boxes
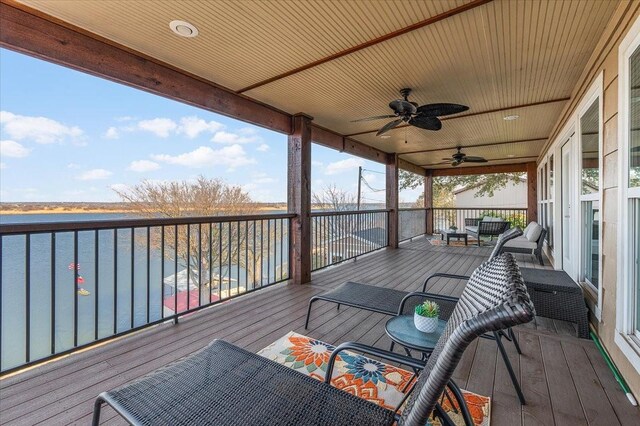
[351,88,468,136]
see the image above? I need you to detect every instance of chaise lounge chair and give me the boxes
[305,227,529,404]
[92,253,535,426]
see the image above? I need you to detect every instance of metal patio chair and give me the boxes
[92,253,535,426]
[304,227,529,403]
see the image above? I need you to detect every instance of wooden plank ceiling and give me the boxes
[15,0,618,170]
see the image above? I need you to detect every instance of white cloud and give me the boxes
[0,162,6,170]
[312,160,324,167]
[128,160,160,172]
[67,163,81,169]
[211,130,260,144]
[104,127,119,139]
[110,183,129,194]
[0,111,83,144]
[0,140,30,158]
[324,158,364,175]
[177,116,224,138]
[137,118,177,138]
[115,116,135,122]
[151,144,256,169]
[257,143,270,152]
[77,168,112,180]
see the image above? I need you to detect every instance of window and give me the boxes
[538,158,554,252]
[579,99,600,292]
[616,17,640,371]
[629,45,640,337]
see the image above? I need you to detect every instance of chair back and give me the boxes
[400,253,535,426]
[489,226,523,259]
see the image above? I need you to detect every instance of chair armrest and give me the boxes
[422,273,470,292]
[325,342,426,383]
[398,291,459,318]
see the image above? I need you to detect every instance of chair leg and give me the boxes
[305,297,318,329]
[537,251,544,266]
[92,397,104,426]
[507,328,522,354]
[447,380,474,426]
[494,331,526,405]
[337,303,340,311]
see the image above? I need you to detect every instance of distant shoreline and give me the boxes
[0,203,288,215]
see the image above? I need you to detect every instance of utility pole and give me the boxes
[356,166,362,211]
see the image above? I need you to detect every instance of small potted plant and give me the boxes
[449,224,458,231]
[414,300,440,333]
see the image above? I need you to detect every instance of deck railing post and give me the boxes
[526,162,538,223]
[288,113,313,284]
[386,154,399,248]
[424,170,433,235]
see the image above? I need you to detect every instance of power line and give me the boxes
[361,168,385,175]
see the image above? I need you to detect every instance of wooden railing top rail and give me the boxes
[0,213,296,235]
[432,207,527,211]
[310,209,389,217]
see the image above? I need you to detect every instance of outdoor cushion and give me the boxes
[466,226,478,234]
[525,223,543,242]
[483,216,501,222]
[522,222,535,235]
[504,237,537,250]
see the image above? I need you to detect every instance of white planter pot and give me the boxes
[414,313,439,333]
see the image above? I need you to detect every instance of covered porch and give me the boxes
[1,0,640,424]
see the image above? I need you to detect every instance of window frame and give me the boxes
[576,75,603,318]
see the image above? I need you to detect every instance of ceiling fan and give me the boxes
[351,88,468,136]
[442,147,488,167]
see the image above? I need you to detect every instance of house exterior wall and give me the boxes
[539,1,640,398]
[454,181,527,209]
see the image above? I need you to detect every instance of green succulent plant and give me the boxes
[415,300,440,318]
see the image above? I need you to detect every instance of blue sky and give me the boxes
[0,48,420,204]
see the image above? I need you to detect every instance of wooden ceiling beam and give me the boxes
[236,0,493,94]
[428,161,535,176]
[345,98,570,137]
[398,137,548,156]
[0,2,292,134]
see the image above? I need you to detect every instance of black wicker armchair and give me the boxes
[92,253,535,426]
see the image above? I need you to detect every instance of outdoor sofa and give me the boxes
[500,221,547,265]
[465,216,511,246]
[92,253,535,426]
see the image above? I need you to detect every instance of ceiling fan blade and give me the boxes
[464,157,488,163]
[452,161,462,167]
[376,119,404,136]
[416,103,469,117]
[409,115,442,131]
[441,157,453,161]
[389,99,417,115]
[350,114,397,123]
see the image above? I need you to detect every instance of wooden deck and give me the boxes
[1,238,639,425]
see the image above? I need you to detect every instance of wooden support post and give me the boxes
[288,114,313,285]
[386,154,399,248]
[424,171,434,235]
[526,162,538,223]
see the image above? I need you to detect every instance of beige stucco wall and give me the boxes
[454,180,527,209]
[540,0,640,398]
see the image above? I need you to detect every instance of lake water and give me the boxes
[0,213,288,371]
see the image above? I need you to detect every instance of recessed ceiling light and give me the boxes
[169,20,199,38]
[379,135,391,139]
[507,154,516,158]
[503,115,519,121]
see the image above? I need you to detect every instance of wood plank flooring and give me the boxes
[1,238,638,425]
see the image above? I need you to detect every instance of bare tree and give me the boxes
[114,176,276,293]
[312,184,357,211]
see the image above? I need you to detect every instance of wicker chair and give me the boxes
[304,227,529,404]
[92,253,535,426]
